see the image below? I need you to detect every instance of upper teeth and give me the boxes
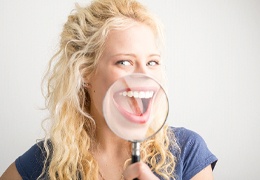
[119,91,154,99]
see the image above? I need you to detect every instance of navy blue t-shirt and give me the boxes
[15,127,217,180]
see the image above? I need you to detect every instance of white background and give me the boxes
[1,0,260,179]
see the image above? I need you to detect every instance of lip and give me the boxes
[113,87,157,124]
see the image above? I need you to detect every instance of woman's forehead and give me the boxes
[103,24,158,53]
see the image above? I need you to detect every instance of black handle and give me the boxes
[131,154,140,164]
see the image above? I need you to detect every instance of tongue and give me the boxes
[129,97,142,115]
[114,95,146,115]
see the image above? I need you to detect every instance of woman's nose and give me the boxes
[133,64,148,74]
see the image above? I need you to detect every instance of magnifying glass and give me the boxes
[103,73,169,166]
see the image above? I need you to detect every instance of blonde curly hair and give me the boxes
[40,0,178,179]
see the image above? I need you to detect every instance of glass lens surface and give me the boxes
[103,73,169,142]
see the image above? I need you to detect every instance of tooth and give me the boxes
[150,91,154,98]
[134,91,139,98]
[127,91,133,97]
[147,91,153,98]
[139,91,145,98]
[145,91,150,98]
[123,91,127,96]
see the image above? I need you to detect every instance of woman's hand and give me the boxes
[122,162,159,180]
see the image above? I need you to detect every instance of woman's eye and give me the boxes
[147,61,159,66]
[116,60,132,66]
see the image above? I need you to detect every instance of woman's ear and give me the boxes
[83,82,92,88]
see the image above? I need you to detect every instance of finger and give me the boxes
[123,163,140,180]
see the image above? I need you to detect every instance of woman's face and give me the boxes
[88,23,164,122]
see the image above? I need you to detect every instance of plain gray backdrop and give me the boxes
[1,0,260,179]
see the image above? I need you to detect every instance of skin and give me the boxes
[0,163,22,180]
[0,23,214,180]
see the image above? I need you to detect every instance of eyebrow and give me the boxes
[110,53,161,58]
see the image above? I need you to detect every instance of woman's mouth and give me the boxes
[113,88,156,124]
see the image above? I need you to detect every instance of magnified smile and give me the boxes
[113,88,156,124]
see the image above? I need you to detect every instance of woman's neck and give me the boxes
[94,120,130,154]
[91,120,131,180]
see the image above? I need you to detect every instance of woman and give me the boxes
[1,0,217,179]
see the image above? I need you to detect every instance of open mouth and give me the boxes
[113,88,156,124]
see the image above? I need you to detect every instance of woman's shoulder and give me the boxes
[167,126,208,148]
[15,140,49,179]
[167,126,218,180]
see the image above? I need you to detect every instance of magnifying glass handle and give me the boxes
[131,142,140,180]
[131,142,140,163]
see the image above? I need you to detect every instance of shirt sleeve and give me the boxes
[15,142,46,180]
[172,127,218,180]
